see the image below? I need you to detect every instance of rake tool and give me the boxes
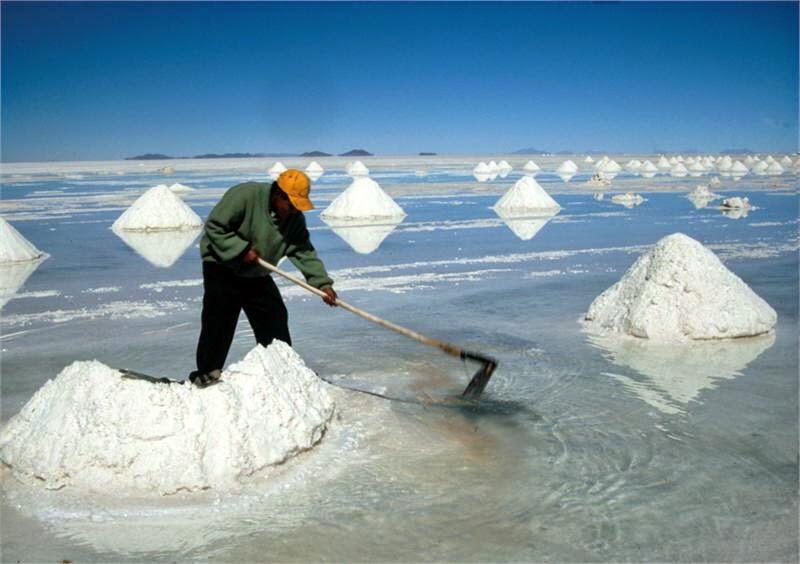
[257,258,497,399]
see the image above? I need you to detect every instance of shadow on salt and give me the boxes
[586,332,775,415]
[112,226,202,268]
[321,217,404,255]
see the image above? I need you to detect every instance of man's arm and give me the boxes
[204,186,251,262]
[285,214,335,290]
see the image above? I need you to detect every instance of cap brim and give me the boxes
[288,195,314,211]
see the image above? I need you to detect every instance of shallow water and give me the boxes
[1,156,798,561]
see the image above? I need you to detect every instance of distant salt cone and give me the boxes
[167,183,194,193]
[766,161,785,176]
[670,163,689,177]
[305,162,324,182]
[113,226,202,268]
[584,233,777,341]
[493,207,559,241]
[0,217,46,263]
[0,341,335,495]
[656,156,671,170]
[493,176,560,212]
[347,161,370,177]
[639,160,658,178]
[522,160,541,176]
[584,156,595,163]
[323,217,403,254]
[268,162,288,180]
[112,185,203,231]
[321,177,406,221]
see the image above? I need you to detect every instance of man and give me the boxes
[191,169,337,387]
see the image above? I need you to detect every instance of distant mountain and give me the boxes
[193,152,267,159]
[126,153,174,160]
[513,147,549,155]
[419,152,437,156]
[339,149,373,156]
[301,150,332,157]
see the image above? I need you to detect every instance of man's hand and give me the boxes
[322,287,338,307]
[242,248,260,264]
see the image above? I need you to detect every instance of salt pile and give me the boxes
[497,160,513,174]
[730,161,748,180]
[780,156,793,167]
[305,162,324,181]
[598,159,621,180]
[0,217,46,263]
[611,193,644,208]
[584,233,776,341]
[306,161,324,174]
[656,156,671,170]
[268,162,288,180]
[670,163,689,177]
[493,176,560,212]
[709,176,722,187]
[321,177,406,221]
[744,155,757,167]
[687,161,706,177]
[721,196,750,210]
[168,183,194,193]
[0,341,335,495]
[584,156,595,163]
[687,185,720,209]
[473,161,491,182]
[522,160,541,175]
[346,161,370,177]
[751,161,769,176]
[625,159,643,173]
[639,160,658,178]
[112,185,203,231]
[556,160,578,182]
[766,161,784,175]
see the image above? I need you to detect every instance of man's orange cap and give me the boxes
[276,169,313,211]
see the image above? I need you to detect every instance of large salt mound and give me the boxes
[112,185,203,231]
[493,176,560,211]
[0,217,46,263]
[584,233,776,341]
[0,341,335,495]
[321,177,406,221]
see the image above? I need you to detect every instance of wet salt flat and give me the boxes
[1,156,798,561]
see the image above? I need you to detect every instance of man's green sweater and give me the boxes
[200,181,333,288]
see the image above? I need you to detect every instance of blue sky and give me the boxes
[2,2,797,161]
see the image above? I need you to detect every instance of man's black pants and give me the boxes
[196,262,291,374]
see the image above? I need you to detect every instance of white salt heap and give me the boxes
[657,156,671,170]
[556,160,578,174]
[0,341,335,495]
[611,193,644,208]
[346,161,370,177]
[584,156,595,163]
[522,160,541,175]
[322,177,406,221]
[268,162,287,180]
[585,233,776,341]
[766,161,784,175]
[0,217,46,263]
[670,163,689,177]
[112,185,203,231]
[780,156,793,167]
[751,161,769,176]
[639,160,658,178]
[168,183,194,193]
[493,176,560,212]
[305,161,324,174]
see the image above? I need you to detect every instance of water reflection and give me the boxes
[493,208,559,241]
[587,332,775,415]
[113,226,202,268]
[322,217,403,254]
[0,257,46,309]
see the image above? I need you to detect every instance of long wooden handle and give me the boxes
[257,258,462,358]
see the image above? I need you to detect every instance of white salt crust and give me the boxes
[585,233,776,341]
[321,177,406,221]
[493,176,560,212]
[0,341,335,495]
[112,185,203,231]
[0,217,45,263]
